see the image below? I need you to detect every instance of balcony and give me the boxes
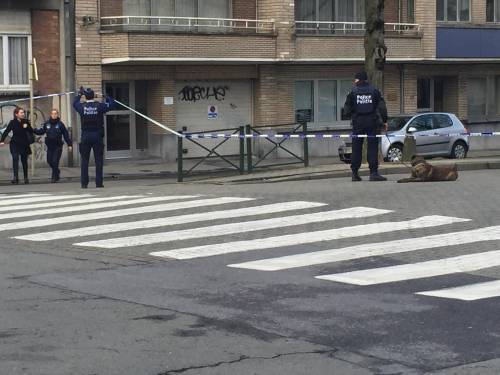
[99,16,277,64]
[294,21,421,36]
[101,16,275,35]
[293,21,423,61]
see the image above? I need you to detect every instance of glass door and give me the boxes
[104,82,135,159]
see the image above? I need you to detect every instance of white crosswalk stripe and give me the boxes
[15,201,326,242]
[228,225,500,271]
[74,207,391,249]
[0,195,200,221]
[315,250,500,285]
[0,193,68,206]
[417,280,500,301]
[0,195,138,213]
[151,215,470,260]
[7,193,500,302]
[1,197,252,231]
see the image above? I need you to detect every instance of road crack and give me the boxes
[158,349,338,374]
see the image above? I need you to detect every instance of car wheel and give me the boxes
[450,141,467,159]
[387,144,403,162]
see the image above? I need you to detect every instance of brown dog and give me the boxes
[397,157,458,183]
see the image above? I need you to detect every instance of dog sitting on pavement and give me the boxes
[397,156,458,183]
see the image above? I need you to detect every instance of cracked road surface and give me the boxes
[1,172,500,374]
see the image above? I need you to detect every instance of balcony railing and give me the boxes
[295,21,421,36]
[101,16,276,34]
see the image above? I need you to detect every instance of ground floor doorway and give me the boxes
[104,81,149,159]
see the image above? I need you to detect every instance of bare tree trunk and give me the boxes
[363,0,387,164]
[364,0,387,89]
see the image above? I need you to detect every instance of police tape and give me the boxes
[2,91,500,139]
[0,92,75,106]
[183,132,500,139]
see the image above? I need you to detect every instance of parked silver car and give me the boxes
[338,113,469,163]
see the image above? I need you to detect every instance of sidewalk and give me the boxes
[0,151,499,186]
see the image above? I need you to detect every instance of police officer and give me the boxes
[73,87,115,188]
[34,109,72,183]
[343,71,388,182]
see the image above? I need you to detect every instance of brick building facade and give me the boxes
[72,0,500,161]
[0,0,72,169]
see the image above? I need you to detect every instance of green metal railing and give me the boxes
[177,126,245,182]
[245,122,309,173]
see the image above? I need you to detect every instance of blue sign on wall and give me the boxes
[437,27,500,58]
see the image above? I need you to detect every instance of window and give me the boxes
[487,0,500,22]
[295,81,314,122]
[295,0,365,22]
[432,114,453,129]
[407,0,415,23]
[496,77,500,115]
[468,78,487,118]
[409,115,433,132]
[0,35,30,89]
[417,78,432,110]
[437,0,470,21]
[123,0,229,18]
[295,79,353,125]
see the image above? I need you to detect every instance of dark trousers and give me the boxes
[10,143,28,179]
[47,145,63,179]
[351,127,379,174]
[79,131,104,187]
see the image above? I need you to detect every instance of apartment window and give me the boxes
[295,79,353,125]
[295,0,365,22]
[468,78,487,118]
[0,35,30,89]
[407,0,415,23]
[487,0,500,21]
[437,0,470,21]
[495,77,500,115]
[417,78,432,111]
[295,81,314,122]
[123,0,229,18]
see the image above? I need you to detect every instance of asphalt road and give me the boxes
[1,170,500,375]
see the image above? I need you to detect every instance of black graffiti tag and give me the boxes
[178,85,229,102]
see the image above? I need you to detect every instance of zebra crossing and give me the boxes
[2,192,500,302]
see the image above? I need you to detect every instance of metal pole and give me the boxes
[29,61,35,178]
[239,126,244,174]
[245,125,253,173]
[303,122,309,167]
[177,132,183,182]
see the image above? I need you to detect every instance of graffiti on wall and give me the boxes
[178,85,229,103]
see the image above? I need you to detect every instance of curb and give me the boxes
[0,159,498,186]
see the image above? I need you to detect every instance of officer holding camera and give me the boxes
[73,87,115,188]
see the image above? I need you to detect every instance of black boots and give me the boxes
[369,172,387,181]
[352,171,388,181]
[11,177,19,184]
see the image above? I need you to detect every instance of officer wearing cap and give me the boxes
[73,87,115,188]
[343,71,388,182]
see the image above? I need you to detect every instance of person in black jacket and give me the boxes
[73,87,115,189]
[34,109,73,183]
[343,71,388,182]
[0,107,34,184]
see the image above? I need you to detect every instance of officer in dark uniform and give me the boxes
[73,87,115,188]
[34,109,72,183]
[343,71,388,182]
